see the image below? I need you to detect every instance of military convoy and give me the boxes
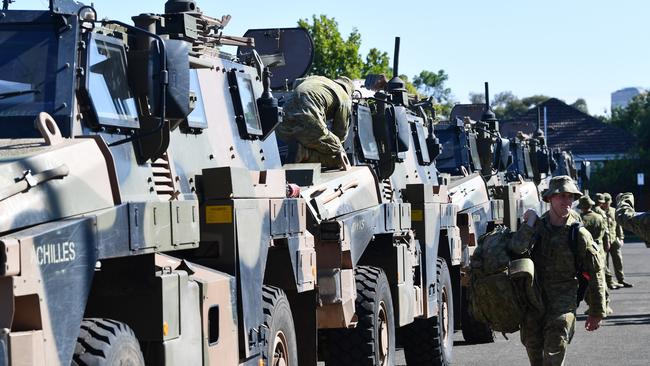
[0,1,587,365]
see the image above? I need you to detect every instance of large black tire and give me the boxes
[262,286,298,366]
[72,318,144,366]
[461,288,495,344]
[402,258,454,366]
[321,266,395,366]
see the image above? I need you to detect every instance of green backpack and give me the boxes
[468,226,544,334]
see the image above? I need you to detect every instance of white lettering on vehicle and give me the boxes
[36,242,76,265]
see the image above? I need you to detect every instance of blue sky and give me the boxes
[18,0,650,116]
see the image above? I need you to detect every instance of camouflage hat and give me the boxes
[594,193,606,204]
[603,192,612,202]
[334,76,355,96]
[577,196,595,209]
[542,175,582,202]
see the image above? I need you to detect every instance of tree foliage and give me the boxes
[586,94,650,210]
[362,48,391,77]
[298,15,364,78]
[571,98,589,114]
[467,91,574,120]
[412,70,454,117]
[609,93,650,149]
[413,70,451,102]
[298,14,454,118]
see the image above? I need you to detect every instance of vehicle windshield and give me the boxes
[0,28,58,118]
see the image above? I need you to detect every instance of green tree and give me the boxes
[412,70,454,118]
[298,15,364,78]
[609,93,650,150]
[491,91,527,119]
[413,70,451,103]
[586,94,649,210]
[469,92,484,104]
[467,91,552,120]
[521,95,550,108]
[571,98,589,114]
[362,48,391,77]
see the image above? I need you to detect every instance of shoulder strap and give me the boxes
[568,222,583,271]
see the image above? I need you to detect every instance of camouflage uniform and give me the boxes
[593,194,616,288]
[275,76,354,168]
[577,197,610,312]
[511,176,606,366]
[616,192,650,242]
[603,193,628,285]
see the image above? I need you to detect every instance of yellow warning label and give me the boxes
[205,205,232,224]
[412,209,424,222]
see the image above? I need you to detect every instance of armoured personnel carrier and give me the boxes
[0,2,463,366]
[0,0,316,365]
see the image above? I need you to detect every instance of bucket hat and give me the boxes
[542,175,582,202]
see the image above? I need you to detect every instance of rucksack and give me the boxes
[468,226,544,334]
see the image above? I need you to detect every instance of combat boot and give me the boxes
[607,282,622,290]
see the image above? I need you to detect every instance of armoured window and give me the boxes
[435,125,470,174]
[208,305,219,345]
[186,70,207,129]
[356,105,379,160]
[238,75,261,134]
[411,121,431,165]
[0,29,57,117]
[228,70,262,138]
[87,34,139,128]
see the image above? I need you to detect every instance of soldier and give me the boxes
[593,193,619,290]
[601,193,633,288]
[577,196,612,315]
[615,192,650,242]
[510,175,606,366]
[276,75,355,169]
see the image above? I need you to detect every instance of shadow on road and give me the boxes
[602,313,650,326]
[453,338,504,347]
[577,313,650,326]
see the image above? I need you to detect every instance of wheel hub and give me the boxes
[272,330,289,366]
[378,300,389,365]
[441,286,449,344]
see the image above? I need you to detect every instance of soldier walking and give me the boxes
[593,194,619,289]
[275,75,355,169]
[601,193,633,288]
[509,176,606,366]
[577,196,612,315]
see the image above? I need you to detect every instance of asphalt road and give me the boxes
[395,241,650,366]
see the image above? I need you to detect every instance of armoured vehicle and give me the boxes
[1,1,463,366]
[0,0,315,365]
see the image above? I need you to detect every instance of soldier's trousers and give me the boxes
[521,311,576,366]
[607,241,625,282]
[276,101,346,168]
